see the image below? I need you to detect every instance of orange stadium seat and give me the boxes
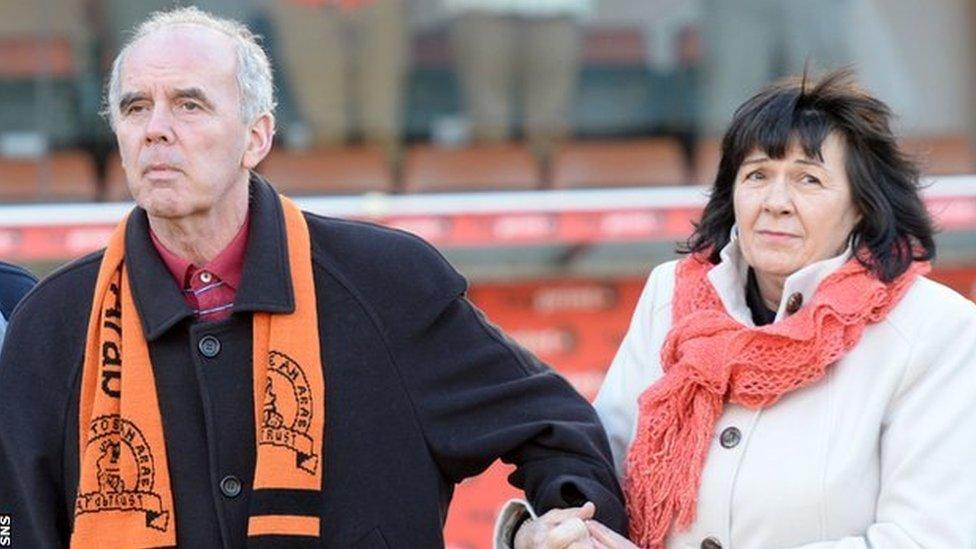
[0,151,97,202]
[257,146,394,195]
[694,137,722,185]
[901,135,975,175]
[0,37,76,78]
[403,143,541,193]
[551,138,688,189]
[104,152,130,201]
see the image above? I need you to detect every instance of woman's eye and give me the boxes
[801,174,822,185]
[745,170,764,181]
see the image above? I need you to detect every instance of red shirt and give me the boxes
[150,215,250,322]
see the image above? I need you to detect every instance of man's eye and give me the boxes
[181,102,201,111]
[125,104,146,115]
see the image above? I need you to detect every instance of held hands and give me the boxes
[512,502,640,548]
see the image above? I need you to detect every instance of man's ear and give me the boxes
[243,113,275,170]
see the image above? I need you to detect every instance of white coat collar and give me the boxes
[706,228,853,326]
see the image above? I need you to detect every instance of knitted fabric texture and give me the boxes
[624,252,929,547]
[71,196,325,548]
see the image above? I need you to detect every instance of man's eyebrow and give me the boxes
[118,92,148,113]
[172,87,215,110]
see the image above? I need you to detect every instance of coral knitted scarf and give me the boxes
[624,251,928,548]
[71,197,325,548]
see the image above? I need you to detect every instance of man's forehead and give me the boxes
[122,24,237,85]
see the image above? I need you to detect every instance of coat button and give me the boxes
[198,335,221,358]
[701,537,722,549]
[220,475,242,498]
[719,426,741,449]
[785,292,804,314]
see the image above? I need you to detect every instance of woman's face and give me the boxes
[733,133,862,280]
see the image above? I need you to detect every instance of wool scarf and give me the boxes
[624,252,928,548]
[71,196,325,548]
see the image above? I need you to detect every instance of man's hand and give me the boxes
[514,501,596,548]
[586,519,639,548]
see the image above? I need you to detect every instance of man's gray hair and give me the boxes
[105,6,276,128]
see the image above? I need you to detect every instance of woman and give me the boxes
[505,71,976,548]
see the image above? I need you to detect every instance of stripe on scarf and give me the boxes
[249,488,321,516]
[248,515,320,537]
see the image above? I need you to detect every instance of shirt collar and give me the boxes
[149,213,251,291]
[706,227,853,326]
[125,173,295,340]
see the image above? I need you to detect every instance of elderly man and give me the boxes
[0,7,625,548]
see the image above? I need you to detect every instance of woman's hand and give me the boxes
[586,519,640,548]
[514,501,596,548]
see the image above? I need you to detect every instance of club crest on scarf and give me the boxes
[75,271,170,533]
[76,415,170,532]
[260,351,319,474]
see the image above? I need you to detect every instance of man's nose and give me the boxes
[144,106,175,144]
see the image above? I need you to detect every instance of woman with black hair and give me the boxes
[502,70,976,548]
[583,70,976,548]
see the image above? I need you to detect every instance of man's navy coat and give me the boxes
[0,177,626,547]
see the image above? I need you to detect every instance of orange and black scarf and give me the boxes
[71,196,325,548]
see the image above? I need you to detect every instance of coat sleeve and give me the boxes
[785,291,976,549]
[395,293,627,533]
[376,239,627,535]
[0,282,81,549]
[593,261,674,475]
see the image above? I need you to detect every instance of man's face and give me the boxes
[114,25,268,221]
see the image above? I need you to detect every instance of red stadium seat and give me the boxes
[0,37,77,78]
[551,138,688,189]
[257,146,394,195]
[0,151,97,202]
[900,135,975,176]
[403,143,541,193]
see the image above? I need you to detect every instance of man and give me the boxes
[0,261,36,349]
[0,7,625,547]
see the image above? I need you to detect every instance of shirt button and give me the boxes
[199,271,213,284]
[220,475,242,498]
[719,426,741,449]
[785,292,804,314]
[198,335,221,358]
[701,536,722,549]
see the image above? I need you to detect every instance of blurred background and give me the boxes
[1,0,975,546]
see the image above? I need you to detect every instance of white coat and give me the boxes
[595,236,976,548]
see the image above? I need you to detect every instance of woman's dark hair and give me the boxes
[680,69,936,282]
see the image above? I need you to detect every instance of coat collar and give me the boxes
[124,173,295,340]
[706,228,852,326]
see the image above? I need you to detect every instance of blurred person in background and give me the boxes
[699,0,851,134]
[0,6,628,547]
[270,0,406,161]
[500,71,976,547]
[445,0,591,161]
[0,261,36,349]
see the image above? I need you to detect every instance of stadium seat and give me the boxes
[0,150,97,202]
[0,37,76,78]
[257,146,394,195]
[403,143,541,193]
[901,135,975,175]
[551,138,688,189]
[694,137,722,185]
